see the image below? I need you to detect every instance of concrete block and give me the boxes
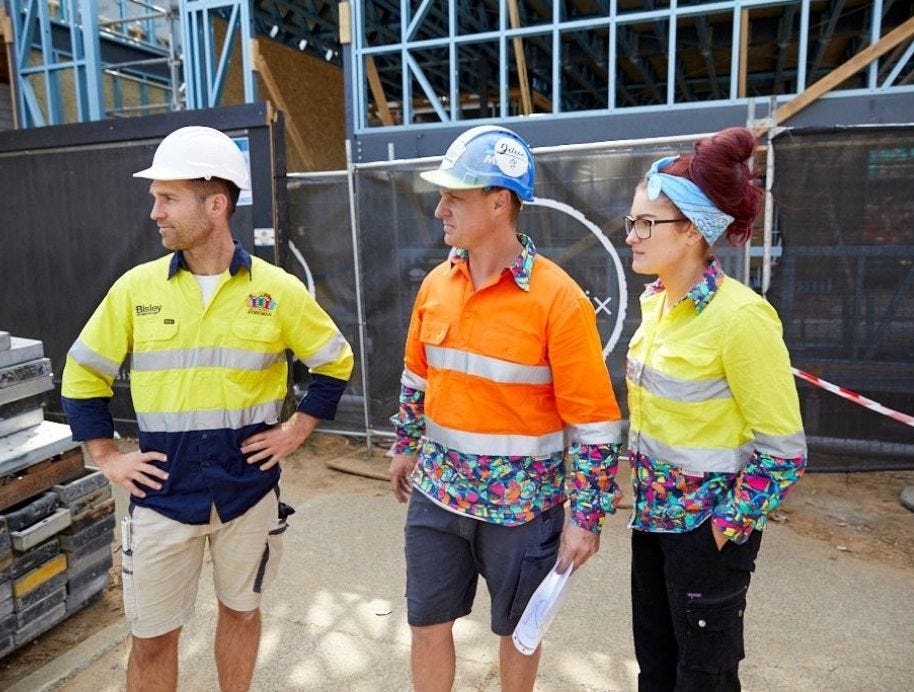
[10,508,71,551]
[14,571,67,612]
[0,579,9,602]
[66,498,114,535]
[61,532,111,566]
[3,491,58,532]
[0,338,43,369]
[64,485,113,520]
[66,542,112,580]
[11,538,60,580]
[0,421,80,479]
[0,612,14,637]
[0,632,13,659]
[13,601,65,647]
[0,394,47,432]
[59,514,114,552]
[0,409,43,439]
[0,596,12,619]
[68,556,112,594]
[15,586,66,629]
[0,332,9,351]
[51,470,110,504]
[65,573,107,616]
[0,358,53,406]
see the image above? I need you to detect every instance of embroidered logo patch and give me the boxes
[246,293,277,315]
[135,304,162,316]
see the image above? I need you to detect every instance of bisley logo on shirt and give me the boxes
[135,304,162,316]
[246,293,277,316]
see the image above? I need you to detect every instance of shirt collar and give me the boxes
[642,256,725,314]
[448,233,537,291]
[167,240,252,280]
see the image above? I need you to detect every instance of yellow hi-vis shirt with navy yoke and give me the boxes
[62,243,353,524]
[627,272,804,473]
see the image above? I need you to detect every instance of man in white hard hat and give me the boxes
[388,126,623,690]
[61,126,354,691]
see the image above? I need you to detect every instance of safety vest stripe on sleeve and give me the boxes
[754,430,807,458]
[627,357,732,402]
[131,348,285,372]
[401,367,427,391]
[425,345,553,385]
[630,429,755,474]
[426,418,564,457]
[135,399,284,432]
[566,420,623,445]
[302,331,350,369]
[68,340,121,379]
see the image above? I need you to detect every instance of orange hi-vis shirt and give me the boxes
[397,235,623,530]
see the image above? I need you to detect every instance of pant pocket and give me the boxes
[253,520,286,594]
[681,586,747,673]
[120,516,138,620]
[508,535,560,622]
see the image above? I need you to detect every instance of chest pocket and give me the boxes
[232,319,281,347]
[133,319,179,349]
[419,320,449,346]
[478,325,544,365]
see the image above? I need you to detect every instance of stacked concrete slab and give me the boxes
[0,330,114,659]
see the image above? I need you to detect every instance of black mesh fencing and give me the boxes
[768,127,914,469]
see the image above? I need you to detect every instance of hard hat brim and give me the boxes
[419,168,485,190]
[133,165,251,191]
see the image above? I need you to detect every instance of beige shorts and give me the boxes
[121,491,285,639]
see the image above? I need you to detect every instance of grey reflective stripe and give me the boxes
[426,418,564,457]
[426,345,552,385]
[131,348,285,372]
[136,400,283,432]
[68,340,121,378]
[629,429,754,474]
[566,420,623,445]
[302,332,349,369]
[401,368,427,391]
[754,430,807,458]
[627,357,731,402]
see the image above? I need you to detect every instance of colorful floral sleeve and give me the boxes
[393,384,425,455]
[712,450,807,543]
[567,442,622,534]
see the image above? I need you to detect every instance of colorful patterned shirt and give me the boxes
[395,234,622,532]
[627,258,807,544]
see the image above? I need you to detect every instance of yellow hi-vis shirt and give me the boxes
[627,273,806,475]
[62,245,353,523]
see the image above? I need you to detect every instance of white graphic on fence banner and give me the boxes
[527,197,628,357]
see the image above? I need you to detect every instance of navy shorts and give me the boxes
[404,490,564,636]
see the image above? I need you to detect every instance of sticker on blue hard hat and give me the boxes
[440,139,467,170]
[492,137,529,178]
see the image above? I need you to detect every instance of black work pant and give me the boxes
[631,521,763,692]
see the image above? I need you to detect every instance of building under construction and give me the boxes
[1,1,913,470]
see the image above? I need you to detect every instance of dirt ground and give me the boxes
[1,433,912,687]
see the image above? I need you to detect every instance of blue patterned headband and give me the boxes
[644,156,734,246]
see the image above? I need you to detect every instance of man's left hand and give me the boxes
[241,412,320,470]
[555,522,600,573]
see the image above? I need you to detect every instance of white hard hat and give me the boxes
[133,126,251,191]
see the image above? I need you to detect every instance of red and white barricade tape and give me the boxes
[792,367,914,428]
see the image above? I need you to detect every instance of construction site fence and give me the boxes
[1,119,911,471]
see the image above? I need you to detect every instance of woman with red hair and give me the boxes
[624,127,807,690]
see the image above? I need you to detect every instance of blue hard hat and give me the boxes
[420,126,535,202]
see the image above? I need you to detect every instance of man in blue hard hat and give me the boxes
[388,126,623,690]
